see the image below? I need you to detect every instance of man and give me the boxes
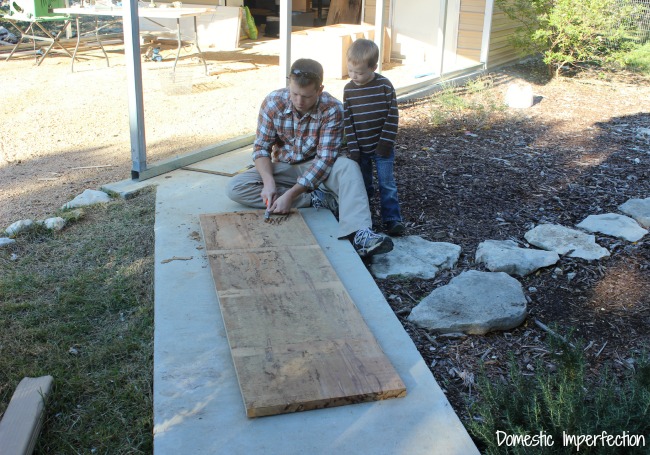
[227,58,393,258]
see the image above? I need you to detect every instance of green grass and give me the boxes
[466,332,650,454]
[0,188,155,454]
[615,42,650,75]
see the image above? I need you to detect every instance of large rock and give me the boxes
[576,213,647,242]
[407,270,527,335]
[62,189,111,209]
[369,236,461,279]
[619,197,650,228]
[475,239,559,276]
[524,224,609,261]
[5,219,34,236]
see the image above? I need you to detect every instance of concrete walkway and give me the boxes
[104,148,479,455]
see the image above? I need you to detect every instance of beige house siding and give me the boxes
[455,0,485,68]
[362,0,392,25]
[486,3,521,69]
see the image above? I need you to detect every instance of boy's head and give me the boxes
[288,59,324,115]
[347,39,379,86]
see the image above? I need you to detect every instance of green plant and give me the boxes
[496,0,641,77]
[429,77,506,131]
[613,41,650,75]
[467,332,650,454]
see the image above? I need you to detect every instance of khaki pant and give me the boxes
[226,157,372,238]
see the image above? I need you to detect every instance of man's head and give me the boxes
[288,59,324,115]
[347,39,379,86]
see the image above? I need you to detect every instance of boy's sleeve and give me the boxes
[375,82,399,157]
[343,90,361,161]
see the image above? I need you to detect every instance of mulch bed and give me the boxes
[367,59,650,420]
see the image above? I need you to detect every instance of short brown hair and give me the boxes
[289,59,324,88]
[347,38,379,68]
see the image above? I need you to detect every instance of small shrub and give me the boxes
[429,77,506,131]
[496,0,642,77]
[467,332,650,454]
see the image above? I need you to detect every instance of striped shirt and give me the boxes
[343,73,399,159]
[252,87,344,190]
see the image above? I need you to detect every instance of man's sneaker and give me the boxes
[353,227,394,258]
[311,188,339,216]
[386,220,406,236]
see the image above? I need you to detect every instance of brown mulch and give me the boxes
[367,60,650,421]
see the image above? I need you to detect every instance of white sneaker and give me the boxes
[352,227,394,258]
[310,188,339,216]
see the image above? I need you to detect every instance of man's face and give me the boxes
[347,61,377,86]
[289,79,323,115]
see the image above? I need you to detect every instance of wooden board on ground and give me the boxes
[199,210,406,418]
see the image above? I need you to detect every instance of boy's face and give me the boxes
[289,79,323,115]
[347,61,377,86]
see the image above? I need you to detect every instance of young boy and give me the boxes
[343,38,405,236]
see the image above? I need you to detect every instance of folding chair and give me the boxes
[3,14,73,65]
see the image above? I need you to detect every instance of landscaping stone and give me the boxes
[475,239,560,276]
[40,217,66,231]
[369,236,461,279]
[618,197,650,228]
[524,224,609,261]
[576,213,647,242]
[62,189,111,209]
[407,270,527,335]
[5,219,34,236]
[0,238,16,247]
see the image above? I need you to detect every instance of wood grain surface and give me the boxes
[200,210,406,417]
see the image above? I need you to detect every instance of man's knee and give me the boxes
[226,175,245,204]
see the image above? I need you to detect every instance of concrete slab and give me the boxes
[105,149,479,455]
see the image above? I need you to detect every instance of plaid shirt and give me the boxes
[252,88,344,190]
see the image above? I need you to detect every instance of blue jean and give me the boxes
[359,150,402,223]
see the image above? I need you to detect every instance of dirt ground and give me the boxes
[380,61,650,419]
[3,34,650,427]
[1,36,283,227]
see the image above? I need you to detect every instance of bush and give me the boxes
[496,0,642,76]
[467,333,650,454]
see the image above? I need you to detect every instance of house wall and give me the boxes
[453,0,485,69]
[486,0,521,69]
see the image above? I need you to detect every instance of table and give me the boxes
[53,6,211,73]
[2,14,74,65]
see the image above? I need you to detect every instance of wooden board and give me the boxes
[200,210,406,418]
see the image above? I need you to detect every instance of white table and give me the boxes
[53,6,211,73]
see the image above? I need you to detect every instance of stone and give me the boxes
[369,236,461,279]
[407,270,527,335]
[62,189,111,209]
[5,219,34,236]
[475,239,560,276]
[618,197,650,228]
[0,237,16,247]
[524,224,609,261]
[41,217,66,231]
[576,213,647,242]
[505,83,534,108]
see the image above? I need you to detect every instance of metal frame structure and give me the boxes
[113,0,495,181]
